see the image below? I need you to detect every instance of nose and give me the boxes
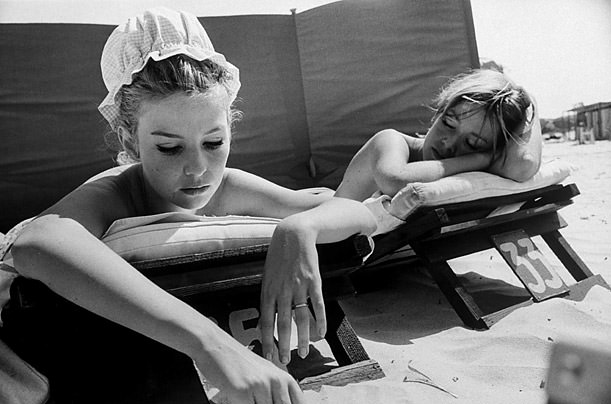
[183,148,207,177]
[440,135,457,158]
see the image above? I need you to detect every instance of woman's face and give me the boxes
[135,89,231,212]
[422,101,496,160]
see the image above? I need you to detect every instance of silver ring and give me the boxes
[292,303,309,310]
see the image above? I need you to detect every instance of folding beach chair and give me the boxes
[359,162,610,330]
[2,220,384,403]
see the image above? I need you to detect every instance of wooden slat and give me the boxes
[299,359,385,392]
[417,211,567,262]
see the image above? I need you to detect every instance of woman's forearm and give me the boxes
[489,118,543,182]
[280,197,377,243]
[376,152,492,196]
[259,196,376,364]
[11,215,220,359]
[13,215,308,402]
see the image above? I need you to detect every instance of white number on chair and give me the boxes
[493,230,568,301]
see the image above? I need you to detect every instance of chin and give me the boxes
[172,196,210,212]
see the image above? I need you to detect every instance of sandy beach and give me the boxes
[304,139,611,404]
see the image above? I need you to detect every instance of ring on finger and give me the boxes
[292,302,309,310]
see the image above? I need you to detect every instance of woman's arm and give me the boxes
[11,183,305,403]
[209,168,333,218]
[487,112,542,182]
[258,197,377,365]
[335,129,492,199]
[216,168,377,364]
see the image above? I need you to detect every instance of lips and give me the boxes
[181,185,209,196]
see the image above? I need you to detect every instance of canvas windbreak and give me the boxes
[0,0,478,231]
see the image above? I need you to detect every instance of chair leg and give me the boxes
[324,299,370,366]
[542,230,594,281]
[415,250,489,330]
[299,299,385,392]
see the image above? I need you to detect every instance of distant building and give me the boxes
[568,102,611,141]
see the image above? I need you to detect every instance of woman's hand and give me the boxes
[259,218,326,366]
[194,330,305,404]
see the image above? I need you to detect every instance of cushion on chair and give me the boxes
[101,213,281,263]
[367,159,573,235]
[101,160,572,261]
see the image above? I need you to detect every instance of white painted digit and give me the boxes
[518,238,564,289]
[228,308,261,347]
[227,308,286,370]
[499,241,547,293]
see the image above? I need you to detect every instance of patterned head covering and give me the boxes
[98,7,240,130]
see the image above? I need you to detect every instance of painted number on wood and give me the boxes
[209,306,316,369]
[492,230,569,301]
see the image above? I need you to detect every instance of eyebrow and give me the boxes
[150,127,224,138]
[151,130,182,139]
[450,106,483,120]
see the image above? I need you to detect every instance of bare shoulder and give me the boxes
[41,165,141,237]
[369,129,422,162]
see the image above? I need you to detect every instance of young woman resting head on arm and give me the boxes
[335,69,542,201]
[5,8,376,403]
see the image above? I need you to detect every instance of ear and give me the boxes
[117,126,139,160]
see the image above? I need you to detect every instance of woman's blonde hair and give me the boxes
[432,69,535,164]
[107,55,241,164]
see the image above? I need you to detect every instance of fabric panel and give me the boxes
[296,0,479,188]
[0,24,116,232]
[203,15,313,190]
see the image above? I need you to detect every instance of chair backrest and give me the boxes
[0,0,479,232]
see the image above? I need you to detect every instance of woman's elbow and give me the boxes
[11,228,45,279]
[507,155,541,182]
[11,216,70,279]
[374,173,406,197]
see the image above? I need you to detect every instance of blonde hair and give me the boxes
[432,69,535,164]
[107,55,241,164]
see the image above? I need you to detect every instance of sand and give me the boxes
[304,140,611,404]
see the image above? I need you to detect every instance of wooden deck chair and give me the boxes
[359,160,610,330]
[1,214,384,403]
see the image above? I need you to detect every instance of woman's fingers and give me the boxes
[259,294,277,361]
[289,379,306,404]
[276,294,293,365]
[252,387,272,404]
[293,300,311,359]
[309,285,327,338]
[270,377,295,404]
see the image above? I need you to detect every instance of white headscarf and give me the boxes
[97,7,240,130]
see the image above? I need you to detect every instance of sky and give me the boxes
[471,0,611,119]
[1,0,610,119]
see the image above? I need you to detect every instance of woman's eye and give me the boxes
[156,145,181,155]
[204,140,224,150]
[442,115,457,129]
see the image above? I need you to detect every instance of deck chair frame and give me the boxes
[365,183,610,330]
[3,234,384,402]
[131,233,385,392]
